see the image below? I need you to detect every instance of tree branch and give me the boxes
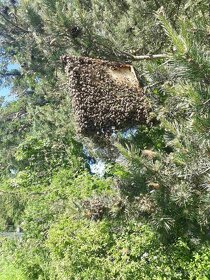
[0,12,30,33]
[115,48,169,60]
[0,70,22,77]
[127,53,168,60]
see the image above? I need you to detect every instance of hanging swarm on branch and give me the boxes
[62,56,150,136]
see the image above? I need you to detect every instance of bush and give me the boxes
[0,257,26,280]
[46,216,210,280]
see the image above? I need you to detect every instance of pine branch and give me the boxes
[118,50,169,60]
[0,11,30,33]
[0,70,22,77]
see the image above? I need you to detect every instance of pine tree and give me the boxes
[0,0,209,278]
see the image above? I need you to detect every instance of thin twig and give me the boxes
[0,71,21,77]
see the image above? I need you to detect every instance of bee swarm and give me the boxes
[62,56,149,136]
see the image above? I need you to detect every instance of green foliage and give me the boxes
[0,258,26,280]
[188,245,210,280]
[157,12,210,83]
[0,0,209,279]
[111,6,210,241]
[8,215,210,280]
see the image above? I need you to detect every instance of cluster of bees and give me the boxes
[62,56,149,136]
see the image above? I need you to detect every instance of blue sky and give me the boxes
[0,86,11,98]
[0,63,20,103]
[0,86,16,103]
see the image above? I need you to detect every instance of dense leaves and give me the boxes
[0,0,209,279]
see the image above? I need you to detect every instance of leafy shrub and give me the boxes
[0,256,26,280]
[46,216,210,280]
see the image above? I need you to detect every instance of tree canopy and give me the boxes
[0,0,209,279]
